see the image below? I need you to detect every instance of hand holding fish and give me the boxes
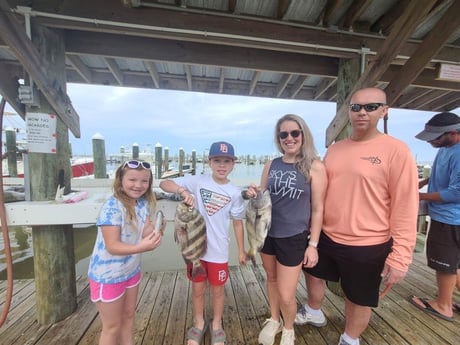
[180,189,195,208]
[243,183,259,199]
[139,229,162,251]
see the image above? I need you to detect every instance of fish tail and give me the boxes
[246,250,257,266]
[191,262,207,279]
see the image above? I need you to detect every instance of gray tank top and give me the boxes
[267,157,312,238]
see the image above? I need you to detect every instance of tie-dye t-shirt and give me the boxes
[88,195,149,284]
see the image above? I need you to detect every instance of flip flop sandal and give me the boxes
[408,295,454,322]
[209,323,226,344]
[453,303,460,315]
[187,322,208,345]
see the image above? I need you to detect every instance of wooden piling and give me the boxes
[179,148,185,176]
[191,149,196,175]
[155,143,162,179]
[164,147,169,173]
[28,24,76,324]
[92,133,107,178]
[132,143,139,159]
[5,128,17,176]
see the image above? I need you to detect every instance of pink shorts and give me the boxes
[186,260,229,286]
[90,271,141,303]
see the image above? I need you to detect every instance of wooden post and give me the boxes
[179,148,185,176]
[5,128,17,176]
[28,24,76,324]
[191,149,196,175]
[92,133,107,179]
[132,143,139,159]
[164,147,169,173]
[155,143,162,179]
[334,58,360,141]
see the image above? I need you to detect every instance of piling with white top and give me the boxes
[92,133,107,178]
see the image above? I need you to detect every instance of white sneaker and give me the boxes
[258,318,283,345]
[338,334,360,345]
[280,327,295,345]
[294,304,327,326]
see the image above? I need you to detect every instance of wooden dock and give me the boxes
[0,250,459,345]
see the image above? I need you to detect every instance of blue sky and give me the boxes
[5,83,457,163]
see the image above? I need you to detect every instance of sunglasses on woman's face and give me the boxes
[123,160,151,169]
[278,129,302,139]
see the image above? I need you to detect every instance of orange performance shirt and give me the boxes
[323,134,419,272]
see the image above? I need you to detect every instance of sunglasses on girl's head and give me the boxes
[123,160,151,169]
[278,130,302,139]
[349,103,385,112]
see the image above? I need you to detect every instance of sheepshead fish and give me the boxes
[174,201,207,278]
[246,189,272,265]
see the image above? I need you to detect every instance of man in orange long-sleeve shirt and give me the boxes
[298,88,419,345]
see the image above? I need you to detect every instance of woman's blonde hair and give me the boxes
[274,114,319,180]
[112,161,156,228]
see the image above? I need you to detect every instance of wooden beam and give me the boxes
[275,74,292,97]
[104,57,124,85]
[325,0,438,146]
[0,60,25,117]
[0,0,80,137]
[219,67,225,93]
[385,0,460,106]
[184,64,192,90]
[289,75,307,99]
[249,70,260,96]
[65,31,339,78]
[66,54,92,83]
[143,61,160,88]
[314,77,336,100]
[342,0,373,29]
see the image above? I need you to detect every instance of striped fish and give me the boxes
[245,189,272,265]
[174,201,207,278]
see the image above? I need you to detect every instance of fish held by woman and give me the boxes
[245,189,272,265]
[174,201,207,278]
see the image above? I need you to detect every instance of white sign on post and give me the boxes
[26,112,57,153]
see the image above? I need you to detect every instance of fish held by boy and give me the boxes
[245,189,272,265]
[174,201,207,278]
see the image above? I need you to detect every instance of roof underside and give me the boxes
[0,0,459,143]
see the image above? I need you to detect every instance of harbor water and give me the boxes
[0,162,266,280]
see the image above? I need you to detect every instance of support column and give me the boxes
[28,24,76,324]
[334,58,360,141]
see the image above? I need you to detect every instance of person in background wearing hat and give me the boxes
[160,141,246,345]
[409,112,460,322]
[301,88,419,345]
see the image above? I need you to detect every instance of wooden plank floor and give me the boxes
[1,250,459,345]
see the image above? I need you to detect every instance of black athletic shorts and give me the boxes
[304,232,392,307]
[260,231,308,267]
[426,219,460,274]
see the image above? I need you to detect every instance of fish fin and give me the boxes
[191,262,207,279]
